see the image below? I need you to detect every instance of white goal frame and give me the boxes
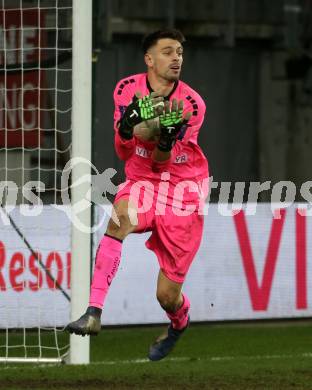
[69,0,92,365]
[0,0,92,365]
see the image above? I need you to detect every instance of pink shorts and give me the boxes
[114,180,204,283]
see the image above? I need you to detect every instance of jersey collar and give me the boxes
[146,76,179,100]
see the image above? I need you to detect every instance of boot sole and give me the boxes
[65,324,100,336]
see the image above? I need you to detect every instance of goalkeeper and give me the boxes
[66,29,209,361]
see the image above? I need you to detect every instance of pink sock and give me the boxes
[89,234,122,309]
[166,294,190,330]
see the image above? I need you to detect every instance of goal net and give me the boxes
[0,0,86,363]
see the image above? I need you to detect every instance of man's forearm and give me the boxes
[114,132,135,161]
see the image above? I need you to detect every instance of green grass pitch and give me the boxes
[1,321,312,389]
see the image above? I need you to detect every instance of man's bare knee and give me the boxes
[106,201,137,240]
[106,214,132,238]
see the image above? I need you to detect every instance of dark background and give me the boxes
[91,0,312,201]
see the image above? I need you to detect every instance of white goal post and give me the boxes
[69,0,92,365]
[0,0,92,365]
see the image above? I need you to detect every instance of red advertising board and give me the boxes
[0,8,46,147]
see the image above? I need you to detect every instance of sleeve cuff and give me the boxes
[116,132,135,147]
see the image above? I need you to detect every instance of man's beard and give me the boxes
[164,72,180,82]
[167,75,179,82]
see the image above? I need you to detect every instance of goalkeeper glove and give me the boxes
[157,100,191,152]
[118,92,164,140]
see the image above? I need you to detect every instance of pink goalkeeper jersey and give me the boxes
[113,73,209,208]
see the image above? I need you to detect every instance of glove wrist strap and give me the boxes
[157,134,176,152]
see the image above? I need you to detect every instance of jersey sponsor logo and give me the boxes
[135,147,188,162]
[174,154,188,164]
[136,146,152,158]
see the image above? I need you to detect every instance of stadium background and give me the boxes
[2,0,309,203]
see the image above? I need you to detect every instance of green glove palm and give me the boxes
[119,92,164,140]
[158,99,191,152]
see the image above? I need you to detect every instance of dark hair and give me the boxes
[142,29,186,54]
